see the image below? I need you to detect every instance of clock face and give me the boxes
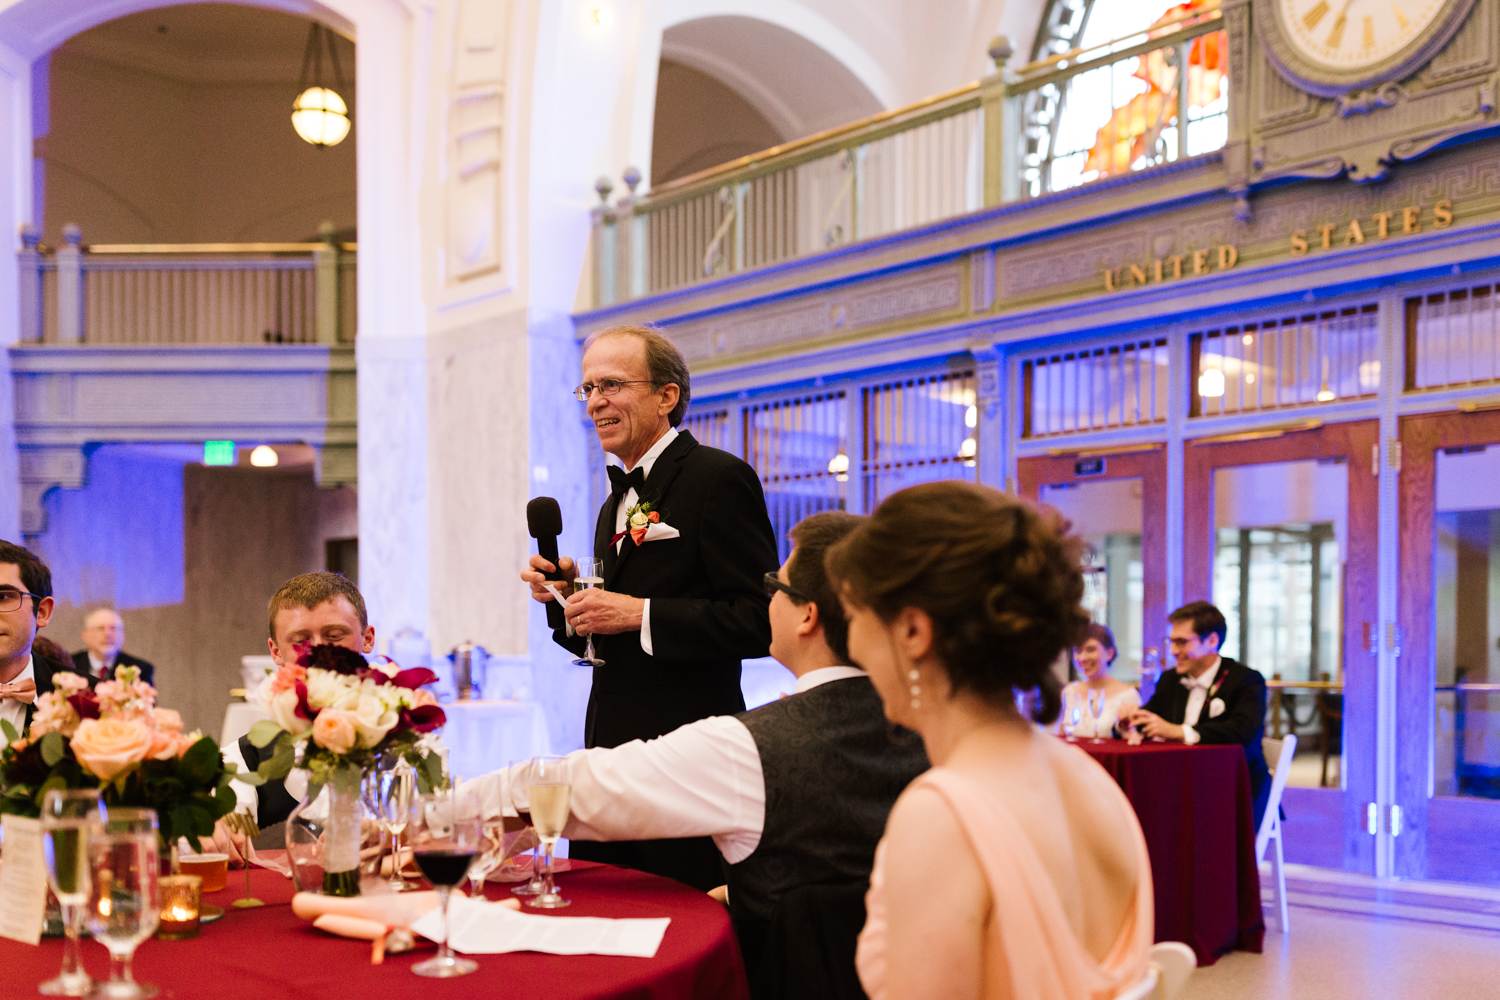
[1278,0,1447,70]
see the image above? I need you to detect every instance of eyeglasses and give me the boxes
[573,379,655,401]
[0,589,40,613]
[763,572,809,603]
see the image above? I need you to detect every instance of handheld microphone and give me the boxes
[526,497,564,581]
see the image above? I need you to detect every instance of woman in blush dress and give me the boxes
[826,481,1152,1000]
[1058,624,1140,740]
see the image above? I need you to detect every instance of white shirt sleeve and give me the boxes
[639,599,653,655]
[1180,723,1201,745]
[220,738,259,816]
[466,715,766,864]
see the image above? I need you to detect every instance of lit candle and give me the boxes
[157,875,203,940]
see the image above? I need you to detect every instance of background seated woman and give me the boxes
[828,481,1153,1000]
[1057,623,1140,740]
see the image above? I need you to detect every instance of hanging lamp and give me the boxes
[292,23,351,147]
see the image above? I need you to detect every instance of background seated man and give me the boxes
[1127,600,1272,826]
[471,512,929,998]
[72,607,155,685]
[212,571,375,865]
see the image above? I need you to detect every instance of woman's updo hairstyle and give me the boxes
[825,480,1089,724]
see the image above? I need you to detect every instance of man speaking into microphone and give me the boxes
[522,324,778,890]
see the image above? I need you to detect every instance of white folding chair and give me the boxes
[1149,942,1197,1000]
[1257,734,1298,934]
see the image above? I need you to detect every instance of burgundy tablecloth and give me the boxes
[1075,739,1264,966]
[2,861,750,1000]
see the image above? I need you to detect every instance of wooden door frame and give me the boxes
[1019,446,1169,685]
[1397,409,1500,879]
[1183,419,1380,874]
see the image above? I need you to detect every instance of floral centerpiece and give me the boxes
[0,666,235,853]
[239,644,446,896]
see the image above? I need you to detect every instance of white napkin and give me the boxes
[410,895,670,958]
[637,522,680,543]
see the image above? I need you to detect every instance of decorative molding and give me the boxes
[443,0,509,288]
[1337,84,1404,119]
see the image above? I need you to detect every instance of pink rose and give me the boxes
[147,729,179,760]
[311,708,358,754]
[410,688,438,708]
[175,734,197,758]
[152,708,183,733]
[70,718,152,781]
[269,663,306,695]
[9,738,27,751]
[53,672,89,694]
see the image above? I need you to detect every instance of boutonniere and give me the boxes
[612,499,668,546]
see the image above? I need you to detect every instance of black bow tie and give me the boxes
[608,465,647,498]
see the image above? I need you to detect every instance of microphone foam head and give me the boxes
[526,497,563,538]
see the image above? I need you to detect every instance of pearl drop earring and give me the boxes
[908,669,921,710]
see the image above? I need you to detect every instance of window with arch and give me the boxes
[1022,0,1228,197]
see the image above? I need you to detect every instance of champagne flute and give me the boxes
[39,789,103,997]
[508,759,546,897]
[410,788,481,978]
[570,557,606,667]
[1088,689,1105,742]
[86,809,160,1000]
[526,756,571,909]
[380,765,418,891]
[1061,690,1079,739]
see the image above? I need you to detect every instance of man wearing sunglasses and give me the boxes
[0,540,73,741]
[494,512,927,996]
[521,324,778,892]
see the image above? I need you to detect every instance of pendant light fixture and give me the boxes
[292,23,351,147]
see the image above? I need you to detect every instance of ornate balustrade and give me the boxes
[590,7,1227,307]
[16,226,357,346]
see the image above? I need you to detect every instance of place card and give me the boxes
[0,814,48,945]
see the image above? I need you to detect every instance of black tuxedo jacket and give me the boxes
[552,430,779,749]
[21,648,79,733]
[1141,656,1271,826]
[71,650,155,687]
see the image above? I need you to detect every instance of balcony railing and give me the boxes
[591,7,1226,308]
[16,225,356,345]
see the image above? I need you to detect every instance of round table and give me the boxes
[2,862,749,1000]
[1071,738,1264,966]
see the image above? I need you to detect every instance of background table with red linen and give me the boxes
[1,861,749,1000]
[1076,739,1264,966]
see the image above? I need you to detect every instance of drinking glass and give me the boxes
[86,809,160,1000]
[376,765,417,891]
[410,787,481,978]
[526,756,571,909]
[1088,690,1106,742]
[1061,690,1079,739]
[508,760,546,897]
[39,789,103,997]
[570,557,606,667]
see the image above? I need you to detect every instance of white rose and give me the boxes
[353,693,399,749]
[269,687,313,737]
[306,669,360,711]
[629,510,649,528]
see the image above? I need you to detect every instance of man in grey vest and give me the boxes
[472,511,928,997]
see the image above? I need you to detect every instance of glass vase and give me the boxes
[286,779,367,897]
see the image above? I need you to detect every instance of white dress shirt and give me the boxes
[467,664,867,864]
[610,426,679,656]
[0,656,35,738]
[1179,657,1221,746]
[87,652,113,678]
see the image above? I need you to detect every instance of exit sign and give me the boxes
[1074,457,1106,477]
[203,441,236,466]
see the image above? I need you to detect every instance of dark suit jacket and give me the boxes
[551,429,779,749]
[1140,656,1272,827]
[71,650,155,687]
[21,647,79,733]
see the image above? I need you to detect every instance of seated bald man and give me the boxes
[72,607,155,686]
[470,512,929,996]
[212,571,375,865]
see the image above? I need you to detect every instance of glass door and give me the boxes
[1185,420,1379,874]
[1399,410,1500,885]
[1019,448,1168,690]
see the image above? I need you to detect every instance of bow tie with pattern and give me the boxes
[608,465,647,498]
[0,677,36,705]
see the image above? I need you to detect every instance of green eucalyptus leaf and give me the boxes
[235,770,267,787]
[0,718,17,743]
[247,721,285,749]
[39,732,66,768]
[177,737,218,784]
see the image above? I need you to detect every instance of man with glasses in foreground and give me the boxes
[0,541,75,739]
[520,325,778,891]
[492,512,927,997]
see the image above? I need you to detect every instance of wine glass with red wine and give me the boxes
[410,786,482,978]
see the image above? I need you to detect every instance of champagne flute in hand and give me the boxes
[40,789,103,997]
[570,557,606,667]
[411,788,482,978]
[87,809,161,1000]
[526,756,571,909]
